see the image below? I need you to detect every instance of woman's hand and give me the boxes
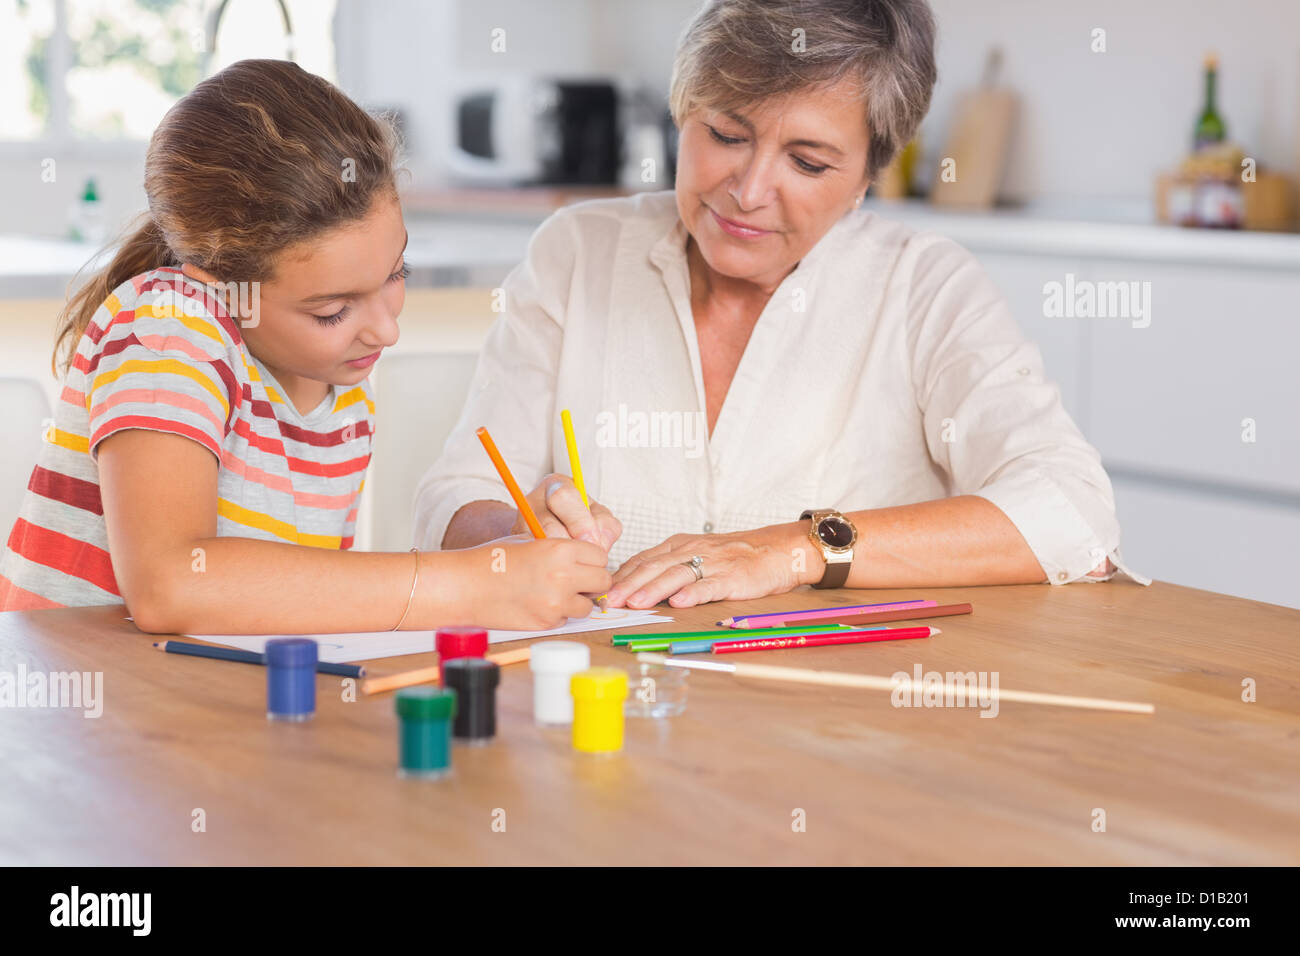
[605,527,814,609]
[512,473,622,552]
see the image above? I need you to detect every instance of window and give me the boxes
[2,0,337,143]
[1,0,56,139]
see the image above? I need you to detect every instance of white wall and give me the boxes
[5,0,1298,236]
[344,0,1300,205]
[924,0,1300,204]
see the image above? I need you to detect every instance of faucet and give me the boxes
[201,0,296,77]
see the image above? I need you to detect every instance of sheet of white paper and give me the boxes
[185,607,673,664]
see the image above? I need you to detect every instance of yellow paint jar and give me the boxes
[570,667,628,754]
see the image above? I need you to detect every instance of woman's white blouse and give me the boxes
[414,191,1148,586]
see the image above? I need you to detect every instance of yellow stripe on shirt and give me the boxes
[218,498,342,549]
[47,428,89,454]
[238,357,284,404]
[135,301,227,348]
[334,386,376,416]
[91,359,231,419]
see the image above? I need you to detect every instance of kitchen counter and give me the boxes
[0,217,542,299]
[5,193,1300,299]
[864,198,1300,271]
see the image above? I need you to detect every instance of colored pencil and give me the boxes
[560,409,589,507]
[634,653,1156,714]
[749,602,973,630]
[488,647,532,667]
[709,625,939,655]
[362,664,441,695]
[614,623,853,647]
[476,426,546,539]
[668,626,890,654]
[560,409,606,605]
[721,599,933,628]
[152,640,365,678]
[629,629,862,653]
[361,647,529,696]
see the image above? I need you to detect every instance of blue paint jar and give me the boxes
[266,638,317,722]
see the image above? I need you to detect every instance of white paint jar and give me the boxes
[529,641,591,726]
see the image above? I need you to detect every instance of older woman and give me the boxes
[414,0,1147,611]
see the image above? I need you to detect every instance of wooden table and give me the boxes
[2,580,1297,865]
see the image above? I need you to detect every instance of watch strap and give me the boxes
[801,509,854,590]
[815,555,852,590]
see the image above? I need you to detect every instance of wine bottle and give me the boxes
[1193,53,1226,151]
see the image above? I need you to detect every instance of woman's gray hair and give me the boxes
[669,0,938,177]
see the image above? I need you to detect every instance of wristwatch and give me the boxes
[800,509,858,589]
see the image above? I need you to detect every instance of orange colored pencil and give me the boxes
[362,647,532,696]
[487,647,532,667]
[362,664,441,696]
[476,426,546,539]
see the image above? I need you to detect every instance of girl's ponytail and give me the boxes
[52,215,175,377]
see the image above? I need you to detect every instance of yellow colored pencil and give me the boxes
[560,409,589,507]
[560,408,607,608]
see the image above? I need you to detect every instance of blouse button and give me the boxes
[1057,571,1068,581]
[1018,367,1031,376]
[703,522,714,533]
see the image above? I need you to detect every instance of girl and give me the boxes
[0,59,610,633]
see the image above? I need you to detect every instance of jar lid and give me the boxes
[436,627,488,656]
[265,638,317,668]
[529,640,591,675]
[396,685,457,719]
[570,667,628,701]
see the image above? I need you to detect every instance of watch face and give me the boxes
[818,516,855,549]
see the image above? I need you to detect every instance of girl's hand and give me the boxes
[512,473,622,552]
[454,535,613,631]
[605,529,812,610]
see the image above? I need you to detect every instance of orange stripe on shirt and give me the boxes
[0,572,66,611]
[5,518,119,596]
[89,387,226,441]
[232,417,287,458]
[90,414,222,459]
[90,358,231,419]
[219,449,357,509]
[133,332,224,363]
[286,454,372,479]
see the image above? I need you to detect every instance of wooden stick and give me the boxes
[635,653,1155,714]
[361,647,532,696]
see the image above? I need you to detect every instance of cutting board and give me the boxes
[931,49,1017,208]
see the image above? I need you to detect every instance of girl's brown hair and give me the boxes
[52,58,403,376]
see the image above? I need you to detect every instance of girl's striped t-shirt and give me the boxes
[0,266,375,610]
